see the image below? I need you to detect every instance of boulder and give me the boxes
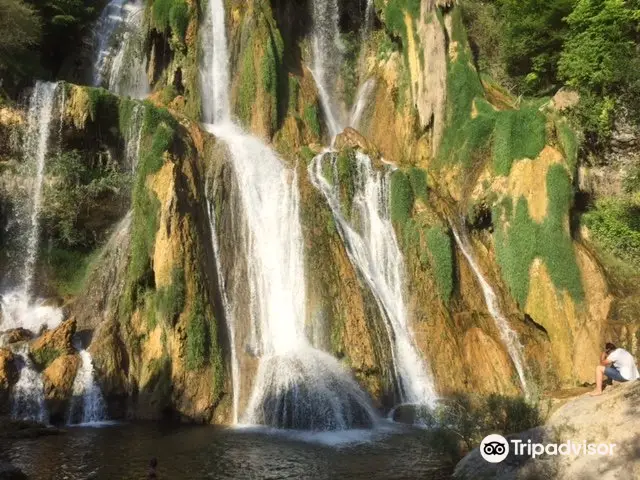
[551,88,580,111]
[29,318,76,370]
[42,354,80,423]
[334,127,378,156]
[0,328,34,345]
[0,348,18,414]
[453,382,640,480]
[0,462,27,480]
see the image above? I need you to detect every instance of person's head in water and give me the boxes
[605,343,617,354]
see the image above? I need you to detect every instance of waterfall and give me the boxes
[310,0,345,138]
[201,0,377,430]
[309,152,437,408]
[68,349,107,424]
[11,345,48,423]
[21,82,59,297]
[451,226,530,396]
[0,81,64,334]
[200,0,231,124]
[205,190,240,425]
[124,104,145,172]
[349,79,376,130]
[92,0,148,98]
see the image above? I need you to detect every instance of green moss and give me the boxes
[144,291,157,330]
[31,347,62,370]
[287,75,299,114]
[408,167,428,203]
[336,149,357,218]
[492,107,546,176]
[261,26,284,132]
[155,267,186,326]
[493,165,583,305]
[425,227,454,302]
[159,84,178,105]
[238,42,257,126]
[303,104,321,138]
[390,169,414,226]
[169,0,189,42]
[186,298,209,370]
[555,118,579,174]
[46,248,99,297]
[86,86,118,122]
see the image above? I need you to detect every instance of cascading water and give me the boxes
[0,81,63,334]
[310,0,345,138]
[309,152,437,408]
[451,226,530,396]
[349,78,376,130]
[124,104,145,172]
[68,349,108,424]
[92,0,148,98]
[10,345,48,423]
[201,0,377,430]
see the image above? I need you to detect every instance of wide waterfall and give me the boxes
[451,226,530,396]
[310,0,345,138]
[10,345,48,423]
[0,81,63,334]
[309,152,438,408]
[201,0,377,430]
[92,0,148,98]
[68,349,108,424]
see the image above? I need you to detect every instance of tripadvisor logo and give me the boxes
[480,434,509,463]
[480,434,617,463]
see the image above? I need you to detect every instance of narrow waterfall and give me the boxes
[0,81,63,334]
[92,0,148,98]
[11,345,48,423]
[309,152,437,408]
[205,192,240,425]
[124,104,145,172]
[310,0,345,138]
[68,349,107,424]
[201,0,377,430]
[349,79,376,130]
[451,226,530,396]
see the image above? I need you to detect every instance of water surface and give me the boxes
[2,423,454,479]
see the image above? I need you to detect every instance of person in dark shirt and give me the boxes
[148,458,158,479]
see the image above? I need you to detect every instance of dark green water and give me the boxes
[1,422,454,479]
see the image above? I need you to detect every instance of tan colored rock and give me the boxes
[0,348,18,413]
[552,88,580,111]
[334,127,376,155]
[151,161,178,289]
[30,319,76,370]
[42,354,80,421]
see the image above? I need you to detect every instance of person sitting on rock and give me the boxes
[590,342,639,396]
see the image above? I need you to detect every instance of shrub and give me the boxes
[425,227,454,302]
[583,197,640,267]
[169,0,189,42]
[390,169,414,226]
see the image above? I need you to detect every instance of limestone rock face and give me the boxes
[29,319,77,370]
[453,382,640,480]
[0,348,18,414]
[42,354,80,423]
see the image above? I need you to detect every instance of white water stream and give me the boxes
[451,226,530,396]
[309,152,437,407]
[68,349,108,424]
[10,345,47,423]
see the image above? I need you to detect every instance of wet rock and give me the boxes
[42,354,80,423]
[0,349,18,413]
[29,319,76,370]
[0,328,34,345]
[0,462,28,480]
[0,418,65,439]
[334,127,376,154]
